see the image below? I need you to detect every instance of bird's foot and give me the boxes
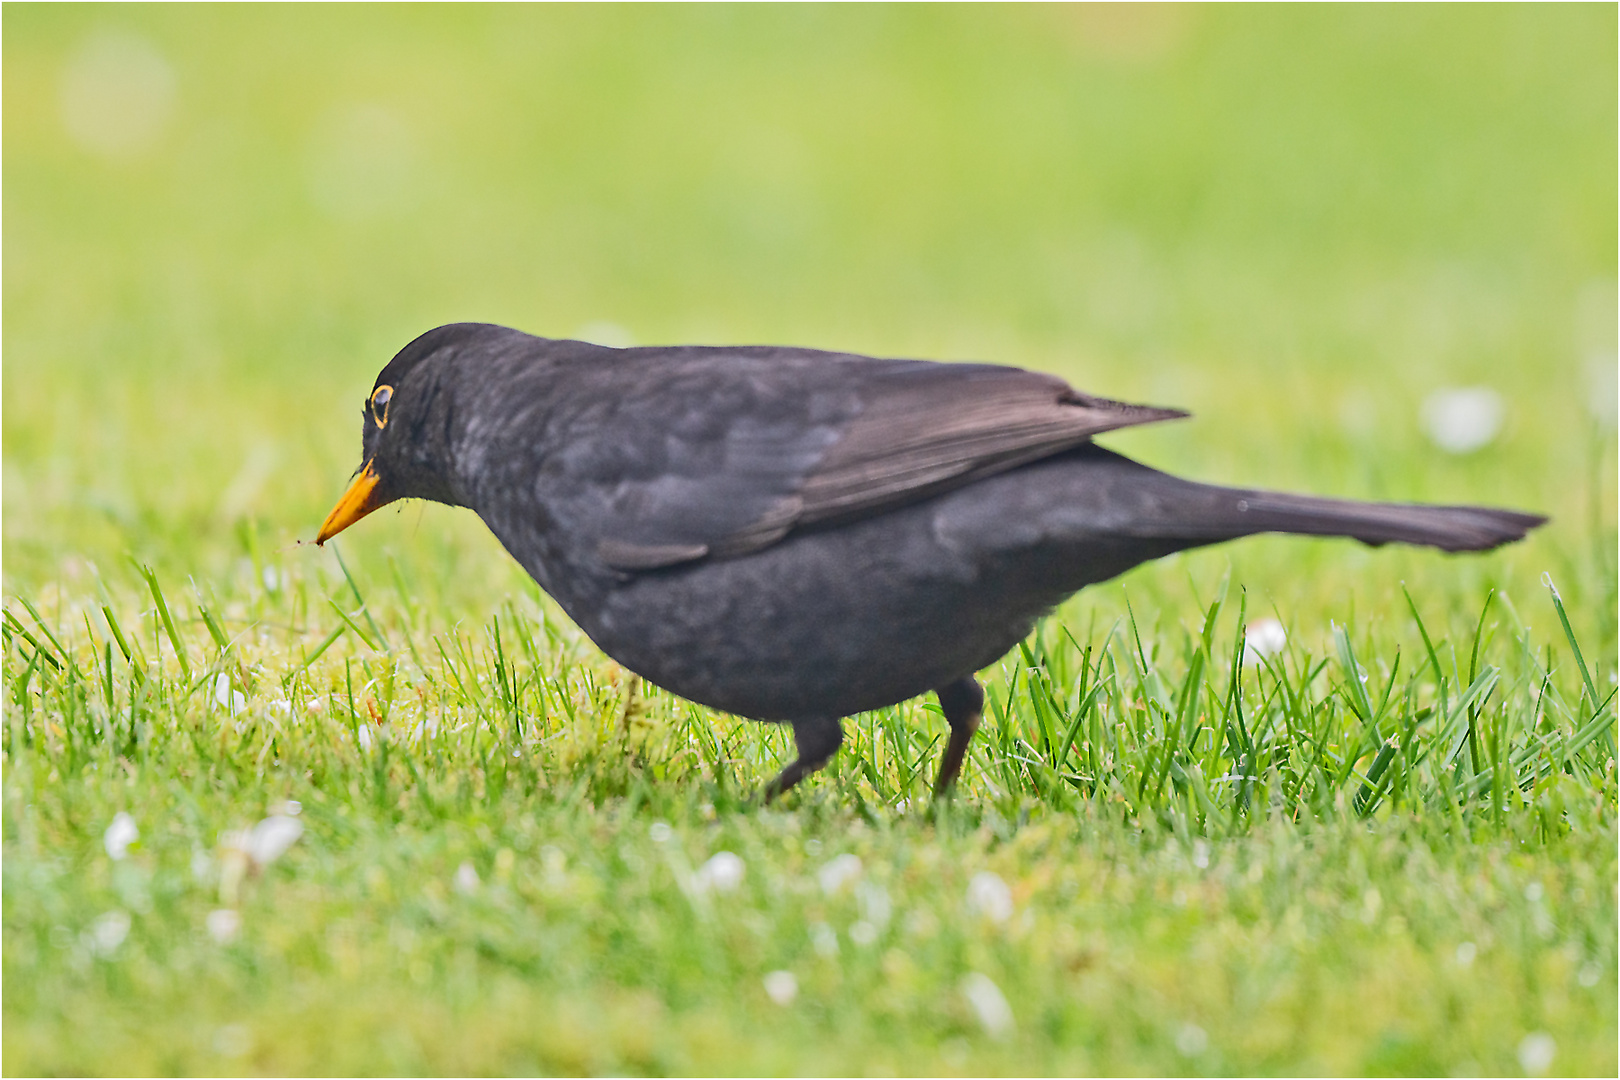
[763,716,844,802]
[932,676,984,797]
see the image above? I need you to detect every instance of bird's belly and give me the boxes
[572,511,1050,721]
[485,452,1185,722]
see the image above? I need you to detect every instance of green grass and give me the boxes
[4,5,1616,1076]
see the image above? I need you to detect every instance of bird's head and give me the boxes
[316,322,514,544]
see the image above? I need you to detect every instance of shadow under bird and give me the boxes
[317,323,1546,798]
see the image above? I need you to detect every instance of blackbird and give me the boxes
[317,323,1545,798]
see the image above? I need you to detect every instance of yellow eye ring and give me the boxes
[370,385,393,428]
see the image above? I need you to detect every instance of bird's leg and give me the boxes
[932,676,984,796]
[763,716,845,801]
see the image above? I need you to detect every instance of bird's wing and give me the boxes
[533,350,1185,571]
[791,361,1186,532]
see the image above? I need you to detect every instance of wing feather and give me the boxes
[791,366,1185,529]
[563,351,1186,571]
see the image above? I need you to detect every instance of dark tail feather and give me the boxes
[1037,446,1545,555]
[1201,491,1547,553]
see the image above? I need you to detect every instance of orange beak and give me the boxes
[316,460,383,545]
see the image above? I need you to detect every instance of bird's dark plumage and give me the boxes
[319,323,1546,798]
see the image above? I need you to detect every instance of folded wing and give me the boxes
[534,348,1186,571]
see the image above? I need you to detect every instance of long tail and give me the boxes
[1054,446,1547,553]
[1173,489,1546,552]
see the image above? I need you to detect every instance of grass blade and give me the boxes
[134,562,191,679]
[1543,573,1601,718]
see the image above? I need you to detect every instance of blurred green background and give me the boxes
[5,3,1614,629]
[4,8,1617,1075]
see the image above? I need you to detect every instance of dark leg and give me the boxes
[764,716,845,801]
[933,676,984,796]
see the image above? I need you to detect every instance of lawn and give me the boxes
[4,5,1616,1075]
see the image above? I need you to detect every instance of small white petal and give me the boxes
[695,851,745,894]
[103,812,138,860]
[245,815,302,867]
[856,882,892,928]
[453,861,481,895]
[762,970,798,1005]
[1243,618,1287,662]
[1421,387,1503,455]
[206,909,241,943]
[648,822,673,843]
[1176,1023,1209,1056]
[1517,1032,1556,1075]
[848,920,878,946]
[89,909,131,955]
[960,973,1014,1037]
[966,871,1014,924]
[817,853,862,894]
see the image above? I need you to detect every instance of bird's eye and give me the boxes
[370,385,393,428]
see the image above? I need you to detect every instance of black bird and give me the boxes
[317,323,1545,798]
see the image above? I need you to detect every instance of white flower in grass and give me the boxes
[966,871,1013,924]
[856,882,892,929]
[762,970,798,1005]
[960,972,1014,1038]
[694,851,745,894]
[88,910,131,956]
[103,812,138,860]
[226,814,302,869]
[1176,1022,1208,1056]
[219,815,302,906]
[453,861,481,895]
[206,909,241,943]
[1455,941,1477,967]
[1243,618,1287,663]
[817,853,862,894]
[848,921,879,946]
[1421,387,1503,454]
[1517,1032,1556,1075]
[213,674,246,715]
[648,822,673,844]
